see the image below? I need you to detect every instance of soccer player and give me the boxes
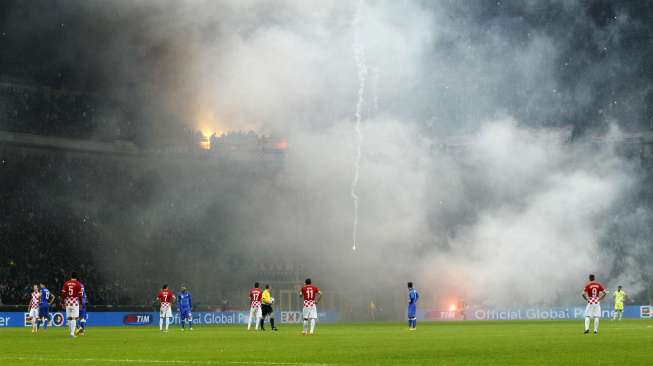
[60,272,83,337]
[156,285,176,332]
[612,285,627,321]
[76,284,88,335]
[260,284,277,331]
[299,278,321,335]
[247,282,262,331]
[407,282,419,330]
[27,284,40,333]
[582,274,606,334]
[177,286,193,331]
[38,282,55,330]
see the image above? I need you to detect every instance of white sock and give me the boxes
[256,316,261,330]
[310,319,315,334]
[303,320,308,333]
[247,314,252,330]
[165,317,170,331]
[594,317,599,332]
[70,319,76,335]
[584,317,590,331]
[159,318,163,330]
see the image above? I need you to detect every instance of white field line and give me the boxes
[0,357,333,366]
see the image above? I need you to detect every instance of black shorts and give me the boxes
[261,304,273,317]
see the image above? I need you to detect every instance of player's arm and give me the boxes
[599,290,607,301]
[172,294,177,304]
[315,290,323,305]
[581,291,588,301]
[48,293,55,306]
[189,294,192,310]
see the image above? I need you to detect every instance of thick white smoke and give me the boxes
[32,0,649,311]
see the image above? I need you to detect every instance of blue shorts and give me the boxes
[407,304,416,319]
[180,309,191,319]
[39,305,50,319]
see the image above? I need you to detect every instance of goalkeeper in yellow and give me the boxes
[612,285,627,320]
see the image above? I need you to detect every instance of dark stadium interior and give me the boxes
[2,0,653,319]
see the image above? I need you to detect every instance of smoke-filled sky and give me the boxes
[2,0,653,312]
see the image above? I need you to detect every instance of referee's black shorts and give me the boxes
[261,304,273,317]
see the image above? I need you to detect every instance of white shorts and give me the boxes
[585,303,601,318]
[160,306,172,318]
[250,306,262,319]
[66,305,79,319]
[303,305,317,320]
[28,308,39,320]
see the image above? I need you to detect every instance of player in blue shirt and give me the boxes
[407,282,419,330]
[38,282,55,330]
[75,284,88,335]
[177,286,193,331]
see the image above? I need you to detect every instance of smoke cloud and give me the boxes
[3,0,653,315]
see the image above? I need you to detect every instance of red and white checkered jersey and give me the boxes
[249,288,262,308]
[64,297,80,307]
[61,279,82,307]
[300,285,320,308]
[584,281,605,304]
[157,290,174,306]
[29,291,40,309]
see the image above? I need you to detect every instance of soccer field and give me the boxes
[1,320,652,365]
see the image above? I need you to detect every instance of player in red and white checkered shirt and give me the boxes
[247,282,263,331]
[156,285,176,332]
[27,284,40,333]
[582,274,606,335]
[299,278,322,335]
[60,272,83,337]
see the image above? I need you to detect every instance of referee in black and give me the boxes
[260,284,277,331]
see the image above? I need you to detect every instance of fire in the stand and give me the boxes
[199,130,212,150]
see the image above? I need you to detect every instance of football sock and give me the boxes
[408,320,412,328]
[182,319,185,329]
[413,319,417,328]
[270,318,275,329]
[303,320,308,333]
[584,317,590,331]
[165,317,170,331]
[160,318,164,330]
[256,316,261,330]
[189,318,193,328]
[594,317,599,332]
[70,319,76,335]
[44,319,48,329]
[247,312,253,330]
[259,318,265,330]
[81,320,86,330]
[309,319,315,334]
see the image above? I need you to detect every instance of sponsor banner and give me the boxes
[279,311,337,324]
[0,310,338,327]
[418,305,649,321]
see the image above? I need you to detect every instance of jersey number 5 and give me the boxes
[68,286,74,296]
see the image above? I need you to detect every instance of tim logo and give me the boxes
[640,306,652,318]
[123,314,153,325]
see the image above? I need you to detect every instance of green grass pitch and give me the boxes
[1,320,652,365]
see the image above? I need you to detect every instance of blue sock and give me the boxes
[81,320,86,330]
[413,319,417,328]
[188,319,193,328]
[408,319,412,328]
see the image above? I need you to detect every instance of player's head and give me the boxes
[181,286,187,292]
[39,282,45,288]
[407,281,413,289]
[618,285,622,290]
[305,278,311,285]
[265,284,270,289]
[588,274,595,281]
[162,284,168,290]
[254,282,259,288]
[71,272,78,280]
[33,284,38,291]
